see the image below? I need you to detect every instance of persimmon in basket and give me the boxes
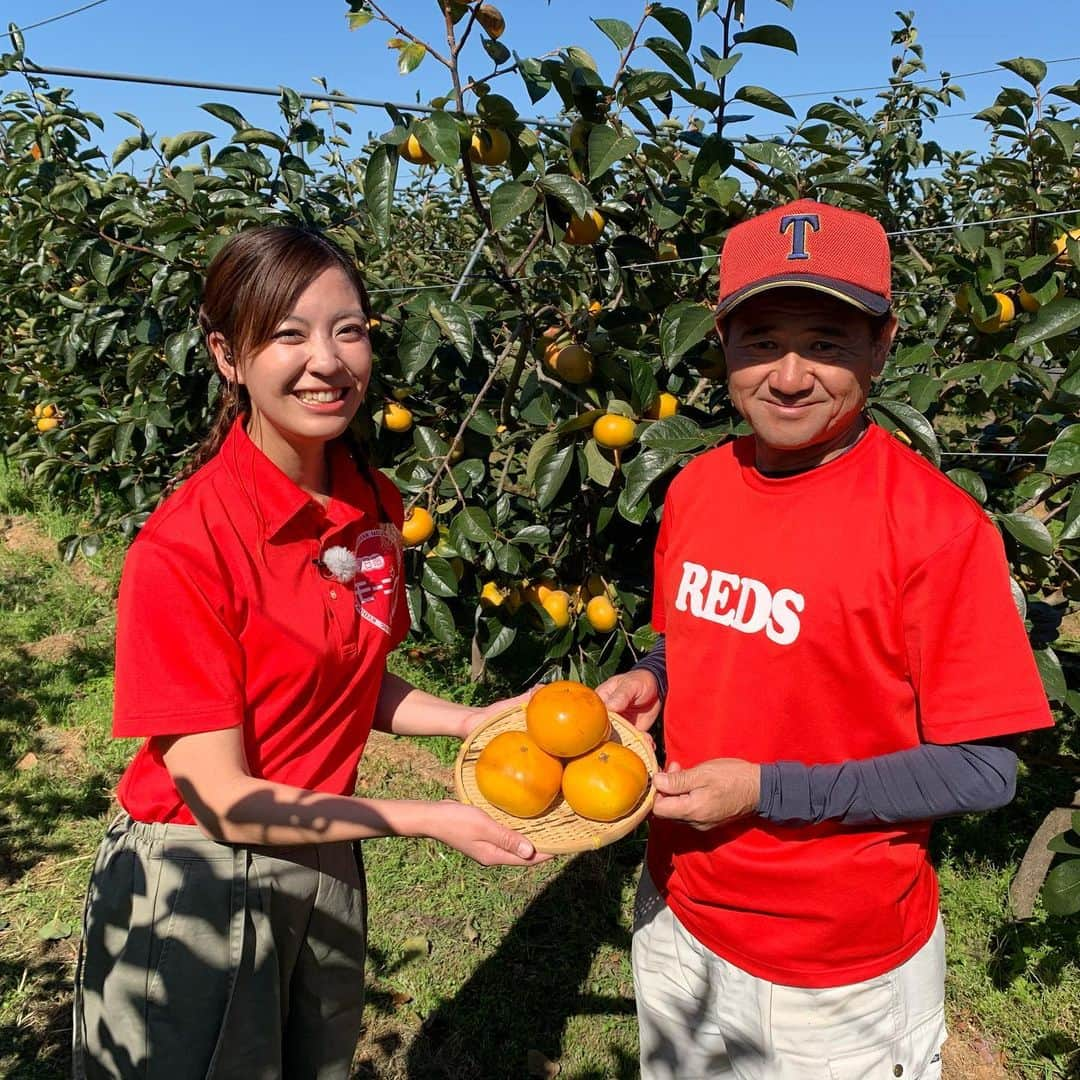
[474,730,563,817]
[562,741,649,822]
[525,680,610,758]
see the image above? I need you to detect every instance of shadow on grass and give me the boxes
[403,841,642,1080]
[0,955,74,1080]
[0,638,115,883]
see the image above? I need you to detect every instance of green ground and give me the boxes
[0,469,1076,1079]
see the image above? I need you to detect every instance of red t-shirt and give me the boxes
[648,423,1052,988]
[114,420,410,825]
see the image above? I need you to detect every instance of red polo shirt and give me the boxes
[114,420,410,825]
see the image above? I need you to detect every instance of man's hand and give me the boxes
[596,669,662,731]
[651,759,761,831]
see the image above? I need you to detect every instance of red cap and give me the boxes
[716,199,892,318]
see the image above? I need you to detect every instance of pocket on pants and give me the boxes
[826,1009,945,1080]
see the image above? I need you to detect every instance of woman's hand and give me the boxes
[427,800,552,865]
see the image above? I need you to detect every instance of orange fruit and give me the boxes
[540,589,571,629]
[480,581,505,608]
[475,730,563,818]
[36,417,59,432]
[593,414,635,449]
[564,210,605,246]
[585,594,618,633]
[644,392,678,420]
[401,507,435,547]
[384,402,414,432]
[657,242,679,262]
[400,133,434,166]
[1017,284,1065,312]
[972,292,1015,333]
[469,127,510,166]
[547,344,593,384]
[1051,228,1080,265]
[526,680,610,758]
[562,741,648,821]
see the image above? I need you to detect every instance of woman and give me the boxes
[73,226,542,1079]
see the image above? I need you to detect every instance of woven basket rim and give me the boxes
[453,703,658,855]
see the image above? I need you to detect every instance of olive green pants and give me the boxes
[73,815,367,1079]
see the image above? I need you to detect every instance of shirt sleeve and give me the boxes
[112,538,245,738]
[757,741,1018,825]
[631,634,668,701]
[901,516,1053,743]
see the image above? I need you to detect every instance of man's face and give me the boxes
[720,289,897,471]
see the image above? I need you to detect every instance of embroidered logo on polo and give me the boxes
[352,524,402,636]
[674,560,804,646]
[779,212,820,261]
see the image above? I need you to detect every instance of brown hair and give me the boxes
[173,227,386,516]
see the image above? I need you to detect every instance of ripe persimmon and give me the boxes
[475,730,562,817]
[526,680,610,758]
[562,741,648,821]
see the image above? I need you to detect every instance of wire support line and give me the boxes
[8,0,109,35]
[779,56,1080,101]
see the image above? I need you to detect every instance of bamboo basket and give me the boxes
[454,704,658,855]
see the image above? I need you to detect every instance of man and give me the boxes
[599,199,1053,1080]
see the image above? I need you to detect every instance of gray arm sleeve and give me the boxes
[630,634,667,701]
[756,742,1018,826]
[626,635,1018,825]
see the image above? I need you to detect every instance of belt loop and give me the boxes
[204,844,249,1079]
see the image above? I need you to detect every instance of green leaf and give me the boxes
[640,415,707,453]
[733,24,798,54]
[1014,298,1080,348]
[998,57,1047,88]
[739,140,798,174]
[1039,119,1078,159]
[363,143,398,249]
[1049,82,1080,106]
[489,181,536,232]
[1048,831,1080,856]
[699,50,741,82]
[525,432,558,489]
[1034,647,1067,701]
[161,131,214,162]
[587,127,639,180]
[38,918,73,941]
[650,5,693,51]
[997,512,1054,556]
[480,622,517,659]
[1042,858,1080,915]
[621,449,678,506]
[423,594,457,644]
[347,9,374,28]
[1047,425,1080,477]
[592,17,634,51]
[427,297,473,360]
[397,42,427,75]
[946,468,987,504]
[422,557,460,597]
[397,317,440,380]
[534,444,575,509]
[619,71,680,105]
[659,302,714,366]
[733,85,796,118]
[868,399,941,467]
[419,111,463,166]
[537,174,591,219]
[201,102,248,129]
[451,506,496,543]
[585,438,616,486]
[511,525,551,547]
[112,134,144,167]
[979,361,1016,396]
[643,37,695,85]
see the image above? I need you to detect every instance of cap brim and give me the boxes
[716,274,891,319]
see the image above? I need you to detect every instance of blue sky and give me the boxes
[4,0,1080,162]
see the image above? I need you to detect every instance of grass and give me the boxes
[0,463,1077,1078]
